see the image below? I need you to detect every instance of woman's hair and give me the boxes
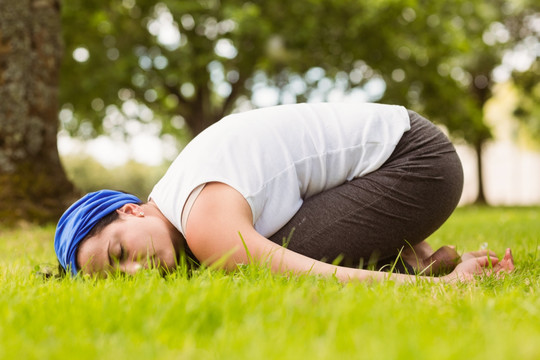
[82,208,121,241]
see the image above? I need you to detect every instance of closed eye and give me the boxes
[119,245,125,261]
[109,243,124,265]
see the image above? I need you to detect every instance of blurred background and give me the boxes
[1,0,539,224]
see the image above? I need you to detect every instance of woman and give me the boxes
[55,102,514,282]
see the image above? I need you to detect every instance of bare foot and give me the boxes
[401,241,432,270]
[402,243,460,276]
[421,245,461,275]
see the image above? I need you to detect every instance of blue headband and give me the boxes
[54,190,141,275]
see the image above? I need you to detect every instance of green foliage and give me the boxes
[61,154,169,199]
[0,207,539,359]
[58,0,539,204]
[513,59,540,140]
[60,0,538,144]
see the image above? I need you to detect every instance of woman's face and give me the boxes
[76,206,180,277]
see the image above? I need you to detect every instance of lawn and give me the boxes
[0,207,539,360]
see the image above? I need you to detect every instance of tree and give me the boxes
[0,0,75,225]
[512,4,540,141]
[59,0,538,204]
[377,0,538,204]
[59,0,409,138]
[514,58,540,139]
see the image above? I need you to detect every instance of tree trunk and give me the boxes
[473,139,488,205]
[0,0,76,225]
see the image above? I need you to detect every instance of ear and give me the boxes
[116,203,144,217]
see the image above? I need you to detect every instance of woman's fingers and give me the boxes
[461,249,498,262]
[504,248,514,264]
[449,256,495,281]
[494,248,515,274]
[473,256,500,274]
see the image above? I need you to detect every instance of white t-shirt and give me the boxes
[149,103,410,237]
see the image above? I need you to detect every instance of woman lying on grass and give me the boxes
[55,102,514,283]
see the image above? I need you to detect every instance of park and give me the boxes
[1,0,539,359]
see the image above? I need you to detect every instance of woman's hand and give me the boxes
[444,248,514,283]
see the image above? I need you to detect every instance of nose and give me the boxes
[121,261,144,275]
[118,253,161,275]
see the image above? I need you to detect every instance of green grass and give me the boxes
[1,207,539,359]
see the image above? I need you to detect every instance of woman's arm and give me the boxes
[185,182,511,284]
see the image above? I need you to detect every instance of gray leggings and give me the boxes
[269,111,464,271]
